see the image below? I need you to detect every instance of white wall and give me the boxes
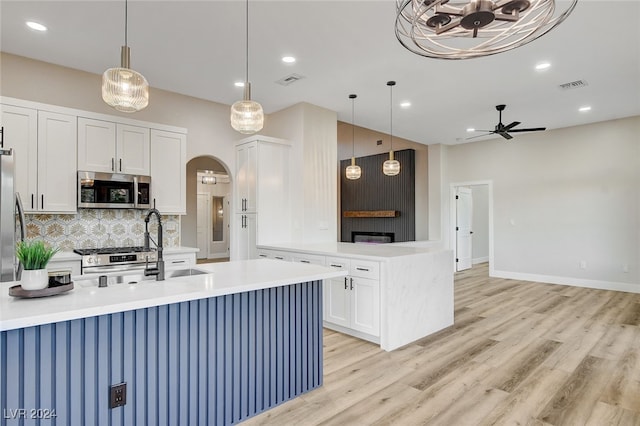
[442,116,640,292]
[265,102,338,243]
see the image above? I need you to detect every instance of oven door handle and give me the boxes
[81,264,148,275]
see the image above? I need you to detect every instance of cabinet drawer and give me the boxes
[291,253,325,266]
[349,259,379,280]
[164,254,196,267]
[258,250,292,261]
[326,256,350,271]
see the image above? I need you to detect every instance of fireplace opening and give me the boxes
[352,231,395,244]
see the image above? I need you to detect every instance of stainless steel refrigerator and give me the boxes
[0,126,26,282]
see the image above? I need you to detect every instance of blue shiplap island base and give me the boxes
[0,280,323,426]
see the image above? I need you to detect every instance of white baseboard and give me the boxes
[472,256,489,265]
[491,269,640,294]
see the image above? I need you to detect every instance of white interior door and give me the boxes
[196,193,210,259]
[456,187,473,271]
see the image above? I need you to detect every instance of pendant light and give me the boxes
[102,0,149,113]
[345,94,362,180]
[383,81,400,176]
[230,0,264,134]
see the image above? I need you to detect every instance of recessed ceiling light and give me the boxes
[234,81,245,87]
[26,21,47,32]
[282,56,296,63]
[579,106,591,112]
[466,128,475,132]
[535,62,551,70]
[400,102,411,108]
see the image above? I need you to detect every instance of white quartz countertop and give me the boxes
[258,241,447,260]
[0,259,346,331]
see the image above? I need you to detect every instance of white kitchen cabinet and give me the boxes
[232,137,290,260]
[235,141,257,212]
[150,129,186,214]
[235,213,257,261]
[0,105,38,210]
[78,118,150,175]
[1,106,76,213]
[163,252,196,268]
[37,111,77,213]
[326,257,380,337]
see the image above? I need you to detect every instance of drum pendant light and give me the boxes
[383,81,400,176]
[345,94,362,180]
[102,0,149,112]
[230,0,264,134]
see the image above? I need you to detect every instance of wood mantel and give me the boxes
[343,210,400,218]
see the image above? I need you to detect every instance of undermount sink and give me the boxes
[164,268,209,278]
[77,268,210,287]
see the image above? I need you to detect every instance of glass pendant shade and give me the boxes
[102,51,149,112]
[101,1,149,113]
[346,157,362,180]
[383,150,400,176]
[231,83,263,134]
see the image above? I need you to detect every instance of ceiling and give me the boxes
[1,1,639,146]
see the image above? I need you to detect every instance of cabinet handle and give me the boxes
[31,194,34,209]
[329,264,342,268]
[344,277,348,290]
[171,260,186,264]
[275,256,284,260]
[41,194,44,209]
[300,260,310,264]
[350,277,354,290]
[356,267,370,272]
[153,198,156,209]
[111,158,115,171]
[119,158,122,172]
[259,254,267,258]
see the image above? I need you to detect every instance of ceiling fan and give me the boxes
[469,104,546,140]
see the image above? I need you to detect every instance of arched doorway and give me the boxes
[183,156,232,262]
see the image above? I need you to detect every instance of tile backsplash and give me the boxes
[25,209,180,251]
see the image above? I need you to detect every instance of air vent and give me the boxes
[276,73,305,86]
[558,80,588,90]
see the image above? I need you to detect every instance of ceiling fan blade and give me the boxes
[465,132,494,140]
[503,121,521,131]
[471,129,495,133]
[508,127,546,132]
[498,132,513,140]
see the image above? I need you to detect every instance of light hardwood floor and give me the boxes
[243,263,640,425]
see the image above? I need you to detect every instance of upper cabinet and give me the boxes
[78,117,150,175]
[150,129,186,215]
[235,141,258,212]
[2,97,187,215]
[36,111,77,213]
[0,105,38,210]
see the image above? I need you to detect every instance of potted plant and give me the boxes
[16,240,59,290]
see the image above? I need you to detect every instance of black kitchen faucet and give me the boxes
[143,208,165,281]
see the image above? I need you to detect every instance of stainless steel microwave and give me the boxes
[78,171,151,209]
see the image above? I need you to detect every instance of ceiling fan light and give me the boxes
[346,157,362,180]
[395,0,578,60]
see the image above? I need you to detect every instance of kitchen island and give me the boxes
[258,242,454,352]
[0,259,346,425]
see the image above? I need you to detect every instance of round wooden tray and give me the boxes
[9,282,74,298]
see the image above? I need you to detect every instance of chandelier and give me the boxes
[395,0,579,60]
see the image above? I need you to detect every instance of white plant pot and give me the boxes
[20,269,49,291]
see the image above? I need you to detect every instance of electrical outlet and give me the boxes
[109,383,127,409]
[376,139,383,145]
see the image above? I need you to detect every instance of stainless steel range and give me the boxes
[74,246,157,274]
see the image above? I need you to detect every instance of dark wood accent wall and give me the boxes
[340,149,415,242]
